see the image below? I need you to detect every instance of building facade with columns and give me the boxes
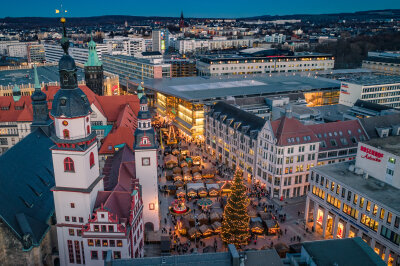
[305,136,400,265]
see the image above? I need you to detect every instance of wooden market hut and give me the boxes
[177,218,190,236]
[182,166,190,174]
[210,211,222,223]
[186,183,205,198]
[183,172,193,181]
[172,148,180,156]
[173,167,182,175]
[181,145,189,156]
[211,221,221,233]
[191,166,201,174]
[176,188,185,198]
[188,228,201,240]
[193,172,202,180]
[250,217,264,234]
[188,214,195,227]
[221,181,232,196]
[197,213,209,225]
[166,170,174,181]
[202,168,215,178]
[180,161,188,168]
[174,180,184,188]
[165,154,178,169]
[206,183,220,197]
[199,224,213,237]
[173,174,183,182]
[264,219,280,235]
[198,187,208,198]
[185,157,193,167]
[193,156,202,166]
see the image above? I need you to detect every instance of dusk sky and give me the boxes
[1,0,399,18]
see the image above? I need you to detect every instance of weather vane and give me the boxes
[56,1,70,54]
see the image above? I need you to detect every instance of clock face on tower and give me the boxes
[142,157,150,166]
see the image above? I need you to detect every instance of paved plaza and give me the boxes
[144,124,324,257]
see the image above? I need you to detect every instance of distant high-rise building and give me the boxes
[152,29,169,54]
[84,36,104,95]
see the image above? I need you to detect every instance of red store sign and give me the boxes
[360,146,383,162]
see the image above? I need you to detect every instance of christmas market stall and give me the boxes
[176,188,186,198]
[193,172,202,181]
[182,166,190,175]
[188,228,201,240]
[206,183,220,197]
[202,168,216,179]
[193,156,202,166]
[180,160,188,168]
[250,217,264,234]
[191,165,201,174]
[174,180,184,188]
[173,167,182,175]
[172,148,180,156]
[211,221,221,233]
[181,145,189,156]
[176,218,189,235]
[210,211,222,223]
[183,171,193,181]
[220,181,232,196]
[173,174,183,182]
[198,187,208,198]
[197,213,209,225]
[166,170,174,181]
[264,219,280,235]
[199,224,213,237]
[186,183,205,198]
[185,157,193,167]
[165,154,178,169]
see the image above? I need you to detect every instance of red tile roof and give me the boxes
[307,120,368,151]
[271,116,318,146]
[96,95,140,122]
[0,96,33,122]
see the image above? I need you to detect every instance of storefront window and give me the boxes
[360,197,364,208]
[337,222,344,238]
[317,209,324,225]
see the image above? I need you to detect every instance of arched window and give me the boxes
[87,125,90,134]
[90,152,95,168]
[63,129,70,139]
[64,157,75,172]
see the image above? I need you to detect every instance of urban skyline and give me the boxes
[0,0,399,18]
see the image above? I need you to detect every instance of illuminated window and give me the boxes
[117,240,123,247]
[389,157,396,164]
[102,240,108,246]
[64,157,75,172]
[149,203,155,210]
[87,239,94,246]
[63,129,70,139]
[373,205,378,216]
[366,201,371,212]
[360,197,365,208]
[380,209,385,220]
[94,225,99,232]
[114,251,121,259]
[90,152,95,168]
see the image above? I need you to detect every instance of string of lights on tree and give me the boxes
[221,169,250,247]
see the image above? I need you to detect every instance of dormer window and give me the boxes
[60,98,67,106]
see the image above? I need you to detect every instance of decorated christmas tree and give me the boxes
[221,169,250,247]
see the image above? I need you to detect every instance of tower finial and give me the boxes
[60,17,69,54]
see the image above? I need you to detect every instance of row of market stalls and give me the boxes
[176,211,223,239]
[166,166,216,182]
[248,211,280,235]
[172,181,232,198]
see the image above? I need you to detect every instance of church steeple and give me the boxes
[179,11,185,30]
[134,94,156,149]
[137,82,144,100]
[31,64,53,135]
[84,33,104,95]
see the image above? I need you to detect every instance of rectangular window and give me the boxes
[389,157,396,164]
[113,251,121,259]
[117,240,123,247]
[343,203,359,220]
[69,229,74,236]
[77,229,81,236]
[331,182,335,191]
[101,225,107,232]
[87,239,94,246]
[387,212,393,224]
[353,194,358,205]
[380,226,400,246]
[68,240,74,263]
[91,251,98,260]
[373,204,378,216]
[108,225,114,232]
[95,239,101,247]
[70,203,75,208]
[94,225,99,232]
[110,240,115,247]
[102,240,108,247]
[79,217,84,223]
[366,201,371,212]
[360,197,364,208]
[74,240,81,264]
[72,217,77,222]
[380,209,385,220]
[65,216,70,222]
[336,184,340,195]
[361,214,379,232]
[395,216,400,228]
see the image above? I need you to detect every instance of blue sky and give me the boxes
[1,0,399,18]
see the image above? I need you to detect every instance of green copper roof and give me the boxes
[137,82,144,100]
[12,84,21,102]
[85,36,102,67]
[33,65,40,89]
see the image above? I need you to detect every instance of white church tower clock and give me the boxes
[134,94,160,232]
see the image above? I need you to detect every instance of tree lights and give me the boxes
[221,169,250,247]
